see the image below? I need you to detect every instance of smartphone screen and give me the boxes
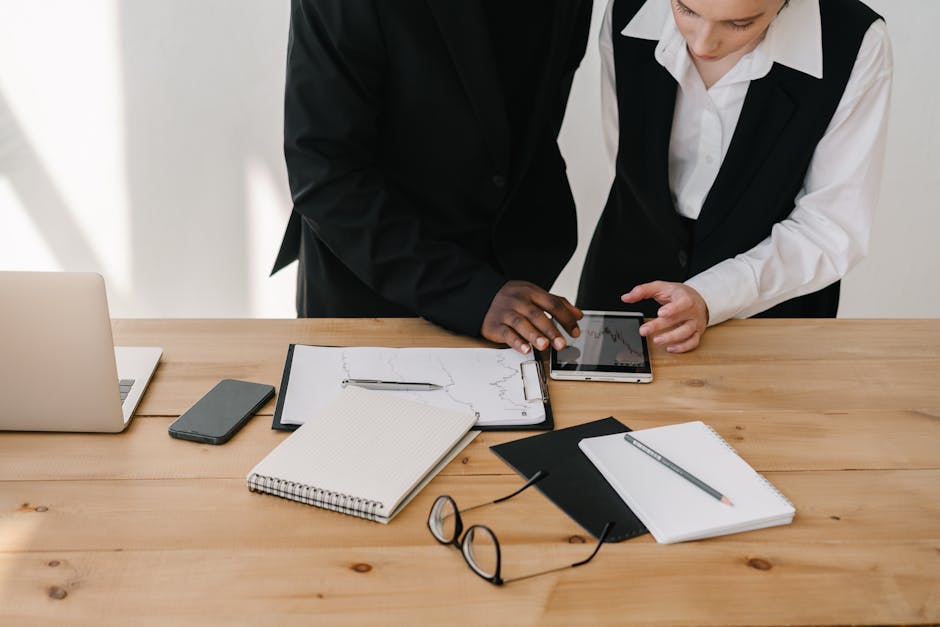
[169,379,275,444]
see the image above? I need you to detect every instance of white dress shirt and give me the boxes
[600,0,893,324]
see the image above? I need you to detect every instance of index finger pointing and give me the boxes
[532,293,581,337]
[622,281,671,304]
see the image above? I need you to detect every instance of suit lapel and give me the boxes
[696,70,797,242]
[640,57,690,250]
[426,1,509,173]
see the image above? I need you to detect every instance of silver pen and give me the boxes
[341,378,442,391]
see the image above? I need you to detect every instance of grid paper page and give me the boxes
[249,387,477,520]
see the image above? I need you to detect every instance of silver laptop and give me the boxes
[0,271,162,432]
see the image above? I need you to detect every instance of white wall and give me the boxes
[1,0,938,319]
[0,0,295,317]
[838,0,940,317]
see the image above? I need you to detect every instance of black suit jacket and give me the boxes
[272,0,591,336]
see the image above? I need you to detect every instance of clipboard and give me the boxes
[271,344,553,432]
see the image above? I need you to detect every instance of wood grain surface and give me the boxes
[1,318,938,625]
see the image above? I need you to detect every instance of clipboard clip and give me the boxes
[520,359,548,403]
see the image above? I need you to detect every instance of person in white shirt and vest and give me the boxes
[576,0,893,352]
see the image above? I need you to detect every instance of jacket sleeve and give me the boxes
[550,1,592,139]
[283,0,507,336]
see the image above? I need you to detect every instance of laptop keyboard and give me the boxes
[119,379,136,404]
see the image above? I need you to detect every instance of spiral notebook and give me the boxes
[247,386,478,523]
[579,421,795,543]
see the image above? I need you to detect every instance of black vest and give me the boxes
[577,0,882,318]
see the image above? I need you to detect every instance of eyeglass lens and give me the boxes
[429,496,458,543]
[462,526,499,578]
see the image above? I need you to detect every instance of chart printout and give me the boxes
[281,345,545,428]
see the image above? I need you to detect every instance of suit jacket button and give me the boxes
[678,250,689,268]
[491,174,507,188]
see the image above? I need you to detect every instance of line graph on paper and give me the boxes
[281,345,545,428]
[557,317,645,367]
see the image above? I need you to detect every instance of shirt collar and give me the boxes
[621,0,824,80]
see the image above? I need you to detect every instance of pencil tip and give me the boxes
[721,496,734,507]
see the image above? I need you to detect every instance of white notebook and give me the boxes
[247,386,478,523]
[579,422,795,543]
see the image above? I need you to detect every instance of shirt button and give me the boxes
[678,250,689,268]
[705,155,714,164]
[491,174,507,188]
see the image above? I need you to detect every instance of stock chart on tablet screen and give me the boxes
[557,315,646,368]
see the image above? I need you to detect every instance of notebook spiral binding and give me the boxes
[700,423,795,509]
[701,423,743,456]
[248,473,385,521]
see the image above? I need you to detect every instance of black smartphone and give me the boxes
[168,379,275,444]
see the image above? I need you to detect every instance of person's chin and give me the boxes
[691,50,722,62]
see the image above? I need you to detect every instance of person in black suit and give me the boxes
[272,1,592,355]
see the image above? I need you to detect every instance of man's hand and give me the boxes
[622,281,709,353]
[482,280,583,355]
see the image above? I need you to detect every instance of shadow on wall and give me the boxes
[117,1,290,316]
[0,91,103,271]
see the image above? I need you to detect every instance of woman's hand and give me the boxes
[622,281,709,353]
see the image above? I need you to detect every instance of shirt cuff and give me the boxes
[684,259,759,326]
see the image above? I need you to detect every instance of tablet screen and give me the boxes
[551,312,651,374]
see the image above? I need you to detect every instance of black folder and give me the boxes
[490,417,648,542]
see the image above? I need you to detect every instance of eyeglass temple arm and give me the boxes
[457,470,549,517]
[571,521,614,567]
[492,470,548,504]
[501,521,615,585]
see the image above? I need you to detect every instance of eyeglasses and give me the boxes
[427,470,614,586]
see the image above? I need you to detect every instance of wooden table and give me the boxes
[1,319,938,625]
